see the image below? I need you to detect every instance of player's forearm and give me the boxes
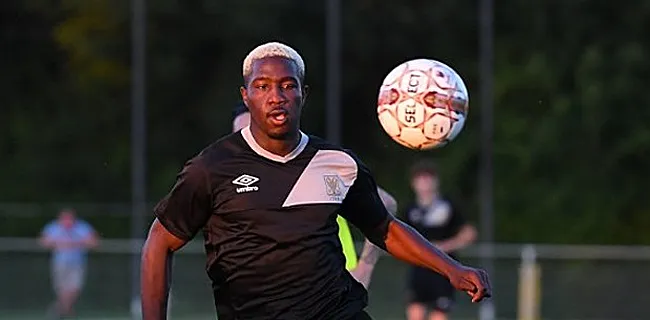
[350,261,374,288]
[437,225,477,252]
[141,238,174,320]
[359,240,382,266]
[39,237,57,249]
[83,236,99,248]
[384,219,462,278]
[350,240,382,288]
[73,237,98,249]
[437,238,469,253]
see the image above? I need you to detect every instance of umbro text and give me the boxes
[236,186,259,193]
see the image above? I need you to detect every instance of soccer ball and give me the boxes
[377,58,469,150]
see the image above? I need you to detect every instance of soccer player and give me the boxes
[141,42,491,320]
[233,102,392,288]
[40,208,99,319]
[404,161,478,320]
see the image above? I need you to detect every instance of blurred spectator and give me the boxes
[404,161,477,320]
[232,101,250,132]
[40,208,99,319]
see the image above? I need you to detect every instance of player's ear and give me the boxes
[240,86,249,107]
[302,84,309,104]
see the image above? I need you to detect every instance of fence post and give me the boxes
[168,287,173,319]
[518,244,541,320]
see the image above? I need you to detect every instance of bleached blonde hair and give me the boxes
[242,42,305,82]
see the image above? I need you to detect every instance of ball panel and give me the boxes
[378,111,401,137]
[398,70,429,96]
[398,128,429,149]
[423,113,452,140]
[396,100,425,128]
[446,114,466,141]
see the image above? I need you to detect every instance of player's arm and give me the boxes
[141,158,213,320]
[39,234,57,249]
[79,224,100,249]
[434,201,477,253]
[349,239,381,288]
[39,224,59,249]
[141,219,185,320]
[436,224,477,253]
[84,231,100,249]
[340,161,491,302]
[349,187,397,288]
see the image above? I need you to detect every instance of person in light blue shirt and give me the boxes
[40,208,98,319]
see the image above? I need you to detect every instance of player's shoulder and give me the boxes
[306,134,366,166]
[440,196,463,213]
[77,219,92,228]
[189,132,248,168]
[42,221,60,233]
[75,219,95,232]
[305,134,343,151]
[438,196,455,207]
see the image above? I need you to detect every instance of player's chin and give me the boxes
[265,121,298,139]
[266,126,294,140]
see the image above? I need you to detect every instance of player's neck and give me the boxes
[416,193,438,208]
[250,129,301,157]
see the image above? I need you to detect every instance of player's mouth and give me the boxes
[267,108,289,126]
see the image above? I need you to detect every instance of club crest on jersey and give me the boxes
[323,174,344,201]
[232,174,260,193]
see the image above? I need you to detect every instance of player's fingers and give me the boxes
[470,274,487,303]
[471,285,486,303]
[457,277,479,301]
[479,270,492,298]
[457,277,476,293]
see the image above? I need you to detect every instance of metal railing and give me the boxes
[1,238,649,320]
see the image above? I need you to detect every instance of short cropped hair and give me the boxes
[409,160,438,180]
[242,42,305,82]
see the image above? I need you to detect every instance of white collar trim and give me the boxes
[240,126,309,163]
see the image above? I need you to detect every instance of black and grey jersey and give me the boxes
[154,126,390,320]
[404,198,465,257]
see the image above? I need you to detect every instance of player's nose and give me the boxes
[267,85,288,105]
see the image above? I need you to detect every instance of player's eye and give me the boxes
[283,83,298,90]
[255,84,269,90]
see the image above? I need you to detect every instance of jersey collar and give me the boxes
[240,126,309,163]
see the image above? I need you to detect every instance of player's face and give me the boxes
[411,173,439,196]
[240,56,307,140]
[59,211,76,229]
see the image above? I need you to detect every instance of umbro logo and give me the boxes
[232,174,259,193]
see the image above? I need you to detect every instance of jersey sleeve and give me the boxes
[41,222,57,237]
[153,158,213,241]
[339,157,391,237]
[76,221,95,238]
[377,187,398,214]
[336,216,358,270]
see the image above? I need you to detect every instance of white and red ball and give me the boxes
[377,59,469,150]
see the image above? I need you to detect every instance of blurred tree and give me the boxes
[1,0,649,244]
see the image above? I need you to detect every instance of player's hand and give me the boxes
[447,265,492,303]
